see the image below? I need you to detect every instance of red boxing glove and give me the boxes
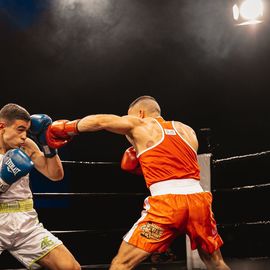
[47,119,80,139]
[45,119,79,149]
[121,146,143,175]
[46,130,72,149]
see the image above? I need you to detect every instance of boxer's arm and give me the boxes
[77,114,142,136]
[23,138,64,181]
[47,114,143,148]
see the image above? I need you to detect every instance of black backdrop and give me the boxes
[1,0,270,159]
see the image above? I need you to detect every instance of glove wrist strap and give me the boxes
[65,119,80,136]
[42,145,58,158]
[0,178,9,193]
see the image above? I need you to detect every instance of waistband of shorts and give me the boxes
[0,199,33,213]
[149,179,204,196]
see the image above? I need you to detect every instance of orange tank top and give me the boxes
[137,117,200,188]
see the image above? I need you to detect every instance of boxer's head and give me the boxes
[128,95,161,118]
[0,103,31,150]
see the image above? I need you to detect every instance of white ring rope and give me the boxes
[62,160,119,165]
[213,150,270,164]
[2,151,264,270]
[51,228,126,234]
[34,151,270,237]
[33,192,147,196]
[61,150,270,166]
[59,150,270,192]
[217,220,270,228]
[45,220,270,235]
[212,182,270,192]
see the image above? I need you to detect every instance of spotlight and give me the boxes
[232,0,264,25]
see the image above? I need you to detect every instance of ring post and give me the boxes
[186,153,212,269]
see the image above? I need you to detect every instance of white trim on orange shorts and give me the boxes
[149,179,204,196]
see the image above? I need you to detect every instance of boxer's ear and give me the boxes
[139,110,145,118]
[0,121,5,129]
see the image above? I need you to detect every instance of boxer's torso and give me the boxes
[137,117,200,188]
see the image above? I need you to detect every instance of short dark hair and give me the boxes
[0,103,31,125]
[129,95,158,109]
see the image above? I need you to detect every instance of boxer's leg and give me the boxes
[109,241,150,270]
[198,247,230,270]
[38,244,81,270]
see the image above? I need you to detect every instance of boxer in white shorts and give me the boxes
[0,197,62,269]
[0,103,80,270]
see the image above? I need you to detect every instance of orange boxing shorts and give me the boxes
[123,191,223,254]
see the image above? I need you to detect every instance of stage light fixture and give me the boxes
[232,0,264,26]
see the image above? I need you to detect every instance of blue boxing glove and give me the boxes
[0,149,34,192]
[29,114,57,158]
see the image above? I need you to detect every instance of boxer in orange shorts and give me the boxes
[46,95,230,270]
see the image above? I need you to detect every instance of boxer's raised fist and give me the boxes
[29,114,57,158]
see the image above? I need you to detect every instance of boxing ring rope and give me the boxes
[61,148,270,166]
[47,220,270,234]
[33,192,146,197]
[212,150,270,164]
[32,180,270,196]
[59,154,270,194]
[217,220,270,229]
[61,160,119,165]
[35,150,270,230]
[212,182,270,192]
[61,154,270,190]
[4,151,270,270]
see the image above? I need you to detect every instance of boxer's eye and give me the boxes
[17,127,26,132]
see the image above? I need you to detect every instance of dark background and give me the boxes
[1,0,270,160]
[0,0,270,268]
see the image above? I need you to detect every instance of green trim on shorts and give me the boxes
[28,243,63,270]
[0,199,33,213]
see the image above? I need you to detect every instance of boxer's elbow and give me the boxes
[48,167,64,181]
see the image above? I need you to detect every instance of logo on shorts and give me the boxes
[41,236,54,250]
[141,222,164,240]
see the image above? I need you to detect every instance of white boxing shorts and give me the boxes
[0,199,62,269]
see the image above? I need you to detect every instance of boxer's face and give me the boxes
[1,119,30,150]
